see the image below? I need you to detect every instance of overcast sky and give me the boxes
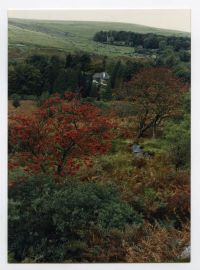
[8,9,191,32]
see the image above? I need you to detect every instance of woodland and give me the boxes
[8,24,190,263]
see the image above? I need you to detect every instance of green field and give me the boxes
[8,18,190,59]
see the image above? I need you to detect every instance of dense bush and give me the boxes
[11,94,21,108]
[8,63,42,96]
[8,174,142,262]
[164,115,190,169]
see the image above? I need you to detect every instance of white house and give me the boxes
[92,72,110,86]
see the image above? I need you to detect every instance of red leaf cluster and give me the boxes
[9,92,113,176]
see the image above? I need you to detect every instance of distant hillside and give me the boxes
[8,18,190,59]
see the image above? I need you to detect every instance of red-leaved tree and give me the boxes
[9,92,112,176]
[126,67,187,138]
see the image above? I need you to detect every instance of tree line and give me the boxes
[8,48,190,104]
[8,53,93,98]
[8,53,148,100]
[93,30,190,51]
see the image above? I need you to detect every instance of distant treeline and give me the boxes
[93,31,191,51]
[8,53,148,99]
[8,47,190,101]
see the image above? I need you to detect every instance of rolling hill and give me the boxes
[8,18,190,59]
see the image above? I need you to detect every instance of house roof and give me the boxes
[93,72,110,80]
[93,73,102,79]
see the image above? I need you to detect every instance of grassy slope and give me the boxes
[8,18,190,59]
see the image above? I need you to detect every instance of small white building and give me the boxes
[92,72,110,86]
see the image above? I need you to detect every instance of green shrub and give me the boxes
[132,187,168,222]
[164,115,190,169]
[11,94,21,108]
[98,201,139,229]
[12,99,20,108]
[8,174,142,262]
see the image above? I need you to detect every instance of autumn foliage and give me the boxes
[126,67,187,137]
[8,66,190,263]
[9,92,112,176]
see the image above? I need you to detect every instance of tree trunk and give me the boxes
[152,124,156,138]
[137,129,143,138]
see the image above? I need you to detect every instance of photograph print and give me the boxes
[8,9,190,263]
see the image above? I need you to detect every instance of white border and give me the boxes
[1,1,200,269]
